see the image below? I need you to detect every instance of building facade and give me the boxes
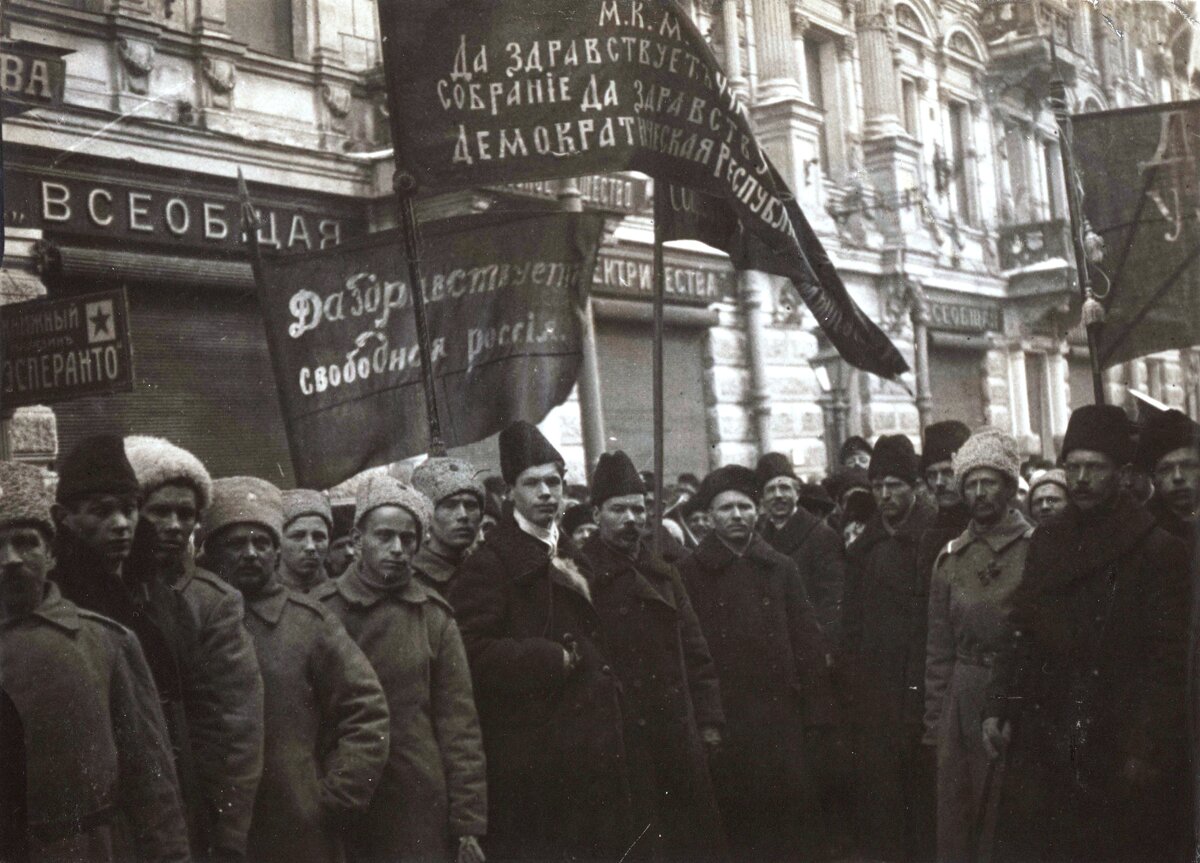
[3,0,1198,485]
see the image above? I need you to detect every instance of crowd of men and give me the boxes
[0,401,1197,863]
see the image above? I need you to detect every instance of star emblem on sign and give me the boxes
[85,300,116,344]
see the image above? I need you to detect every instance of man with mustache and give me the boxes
[580,451,725,860]
[278,490,333,594]
[677,465,832,862]
[200,477,390,863]
[319,476,487,863]
[411,457,486,598]
[982,404,1190,861]
[54,434,265,862]
[122,435,266,862]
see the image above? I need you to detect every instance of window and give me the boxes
[804,36,829,174]
[948,102,975,224]
[226,0,294,58]
[902,78,920,138]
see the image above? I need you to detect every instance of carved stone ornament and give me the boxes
[118,38,155,94]
[791,5,809,34]
[203,57,237,94]
[322,83,352,118]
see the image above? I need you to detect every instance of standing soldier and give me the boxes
[58,434,264,862]
[1137,408,1200,543]
[411,457,486,598]
[200,478,390,863]
[983,405,1191,861]
[278,490,333,594]
[755,452,845,641]
[1026,469,1069,526]
[449,421,632,862]
[923,429,1031,862]
[841,433,937,863]
[0,460,190,862]
[122,435,266,862]
[678,465,833,862]
[319,476,487,863]
[580,451,726,860]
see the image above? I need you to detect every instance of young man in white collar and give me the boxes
[449,421,634,862]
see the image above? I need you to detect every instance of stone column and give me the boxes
[750,0,801,101]
[857,0,902,139]
[742,272,774,454]
[792,9,810,100]
[721,0,749,99]
[1006,343,1036,450]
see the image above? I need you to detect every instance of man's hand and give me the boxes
[700,725,722,752]
[982,717,1011,760]
[457,836,486,863]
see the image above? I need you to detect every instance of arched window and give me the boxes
[948,31,980,61]
[896,4,928,39]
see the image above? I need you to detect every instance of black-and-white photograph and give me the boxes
[2,0,1200,860]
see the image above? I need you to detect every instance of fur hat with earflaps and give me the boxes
[0,461,55,539]
[201,477,284,547]
[124,435,214,511]
[354,475,433,537]
[952,428,1021,493]
[411,458,486,508]
[281,489,332,532]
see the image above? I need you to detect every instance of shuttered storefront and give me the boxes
[928,344,987,427]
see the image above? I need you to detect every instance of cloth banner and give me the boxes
[1072,100,1200,367]
[253,211,603,489]
[378,0,908,378]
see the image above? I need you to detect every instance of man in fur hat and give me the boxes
[122,435,266,862]
[1027,468,1069,526]
[923,429,1032,862]
[840,433,938,863]
[56,434,265,862]
[1,460,190,862]
[921,422,972,532]
[983,404,1190,862]
[318,476,487,863]
[200,478,390,863]
[678,464,833,862]
[1136,408,1200,543]
[325,501,357,579]
[411,457,486,598]
[449,421,633,862]
[580,451,726,860]
[840,436,874,471]
[278,489,332,593]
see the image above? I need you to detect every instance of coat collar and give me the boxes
[945,507,1033,557]
[693,531,777,571]
[1031,492,1159,585]
[582,534,677,608]
[760,507,822,556]
[332,562,435,609]
[245,581,289,625]
[479,514,594,600]
[26,583,82,633]
[851,497,937,554]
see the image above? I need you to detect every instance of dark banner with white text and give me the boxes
[254,212,603,488]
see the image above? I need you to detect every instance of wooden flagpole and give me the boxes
[1048,38,1106,406]
[652,185,667,556]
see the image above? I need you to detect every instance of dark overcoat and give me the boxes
[759,507,846,642]
[677,533,832,861]
[0,584,189,862]
[986,494,1191,862]
[581,535,725,859]
[319,566,487,862]
[448,515,633,862]
[242,583,390,863]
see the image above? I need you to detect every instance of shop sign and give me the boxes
[926,299,1002,333]
[3,150,367,254]
[0,42,70,118]
[593,249,735,306]
[501,174,650,214]
[1,288,134,409]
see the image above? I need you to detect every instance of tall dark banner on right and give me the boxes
[1072,99,1200,368]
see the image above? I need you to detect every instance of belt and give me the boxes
[30,804,118,844]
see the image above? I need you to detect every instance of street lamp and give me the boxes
[812,342,851,473]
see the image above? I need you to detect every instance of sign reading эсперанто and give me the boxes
[1,288,134,410]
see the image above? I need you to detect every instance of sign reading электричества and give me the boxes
[253,211,604,489]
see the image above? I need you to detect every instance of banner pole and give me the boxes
[652,185,667,557]
[394,174,448,457]
[1048,45,1106,406]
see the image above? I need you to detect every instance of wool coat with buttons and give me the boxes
[581,534,726,859]
[985,493,1191,862]
[0,584,190,863]
[677,532,834,860]
[318,565,487,862]
[241,581,390,863]
[449,515,634,863]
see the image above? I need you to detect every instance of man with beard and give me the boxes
[411,457,486,598]
[318,476,487,863]
[841,434,938,863]
[678,465,832,862]
[756,452,844,641]
[580,451,725,860]
[123,435,266,861]
[1136,408,1200,544]
[982,405,1190,862]
[59,434,264,862]
[449,421,632,862]
[923,429,1031,862]
[277,490,332,594]
[200,477,390,863]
